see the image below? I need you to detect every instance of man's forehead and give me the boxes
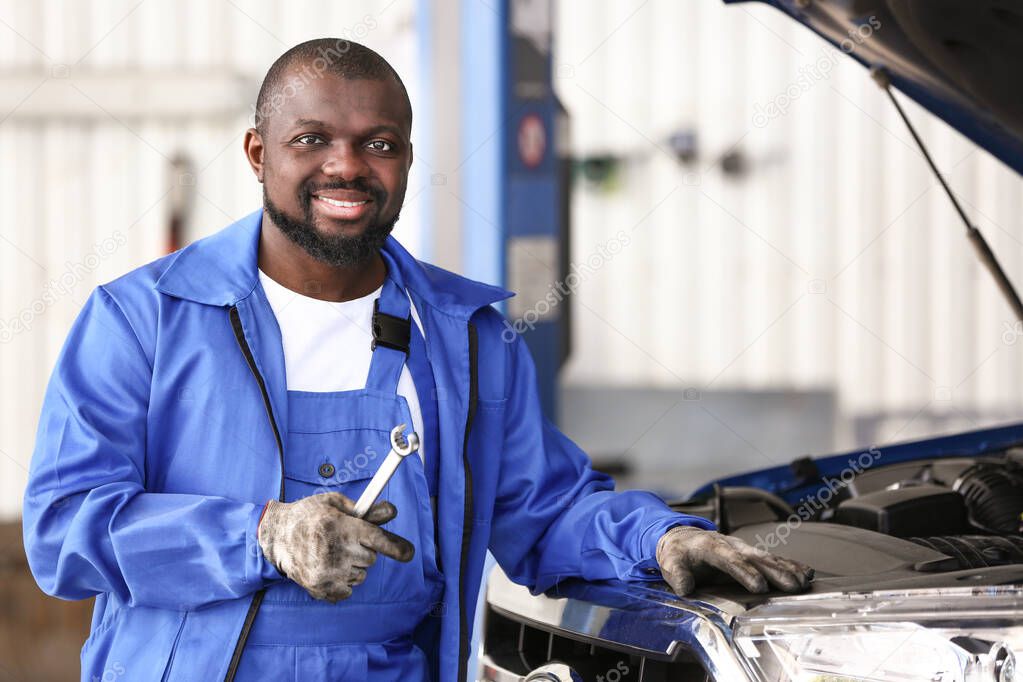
[274,69,410,133]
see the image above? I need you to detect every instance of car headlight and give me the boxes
[733,586,1022,682]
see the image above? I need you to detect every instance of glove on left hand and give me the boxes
[656,526,814,596]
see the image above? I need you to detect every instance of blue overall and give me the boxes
[236,260,444,681]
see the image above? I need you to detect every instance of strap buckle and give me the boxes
[371,299,411,354]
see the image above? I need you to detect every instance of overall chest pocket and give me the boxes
[283,390,405,501]
[283,425,395,503]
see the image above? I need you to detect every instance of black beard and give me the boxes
[263,184,399,268]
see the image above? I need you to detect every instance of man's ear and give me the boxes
[243,128,265,183]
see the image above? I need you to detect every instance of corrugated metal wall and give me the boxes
[0,0,419,521]
[554,0,1023,451]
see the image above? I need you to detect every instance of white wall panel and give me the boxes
[555,0,1023,455]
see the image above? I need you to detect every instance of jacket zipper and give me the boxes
[224,305,286,682]
[457,322,479,682]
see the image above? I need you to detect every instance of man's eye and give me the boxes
[367,140,394,152]
[294,134,324,145]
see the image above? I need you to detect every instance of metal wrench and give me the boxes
[352,423,420,518]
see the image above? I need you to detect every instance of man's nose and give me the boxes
[320,142,371,181]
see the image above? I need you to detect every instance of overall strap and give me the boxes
[406,320,440,498]
[370,250,440,497]
[365,275,410,393]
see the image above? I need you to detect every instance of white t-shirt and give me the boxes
[257,269,426,464]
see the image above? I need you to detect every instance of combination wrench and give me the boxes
[352,423,420,518]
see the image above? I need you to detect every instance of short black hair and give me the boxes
[253,38,412,135]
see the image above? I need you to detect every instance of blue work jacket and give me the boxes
[22,208,714,681]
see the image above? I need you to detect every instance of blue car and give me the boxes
[479,1,1023,680]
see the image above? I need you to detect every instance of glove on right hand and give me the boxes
[257,492,415,603]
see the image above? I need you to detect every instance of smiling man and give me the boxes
[23,39,812,682]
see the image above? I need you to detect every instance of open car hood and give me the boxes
[728,0,1023,176]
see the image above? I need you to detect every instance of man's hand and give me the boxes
[656,526,814,596]
[258,492,415,603]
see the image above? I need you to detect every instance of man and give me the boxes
[23,39,812,681]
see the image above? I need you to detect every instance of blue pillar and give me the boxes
[461,0,563,420]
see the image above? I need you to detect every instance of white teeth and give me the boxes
[316,195,368,208]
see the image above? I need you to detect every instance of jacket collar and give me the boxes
[155,208,513,318]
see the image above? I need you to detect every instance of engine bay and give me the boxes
[480,445,1023,682]
[670,448,1023,590]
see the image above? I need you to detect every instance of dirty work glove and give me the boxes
[257,491,415,603]
[656,526,814,596]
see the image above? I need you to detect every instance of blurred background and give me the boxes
[2,0,1022,678]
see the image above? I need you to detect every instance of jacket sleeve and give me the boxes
[22,286,281,610]
[488,330,715,594]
